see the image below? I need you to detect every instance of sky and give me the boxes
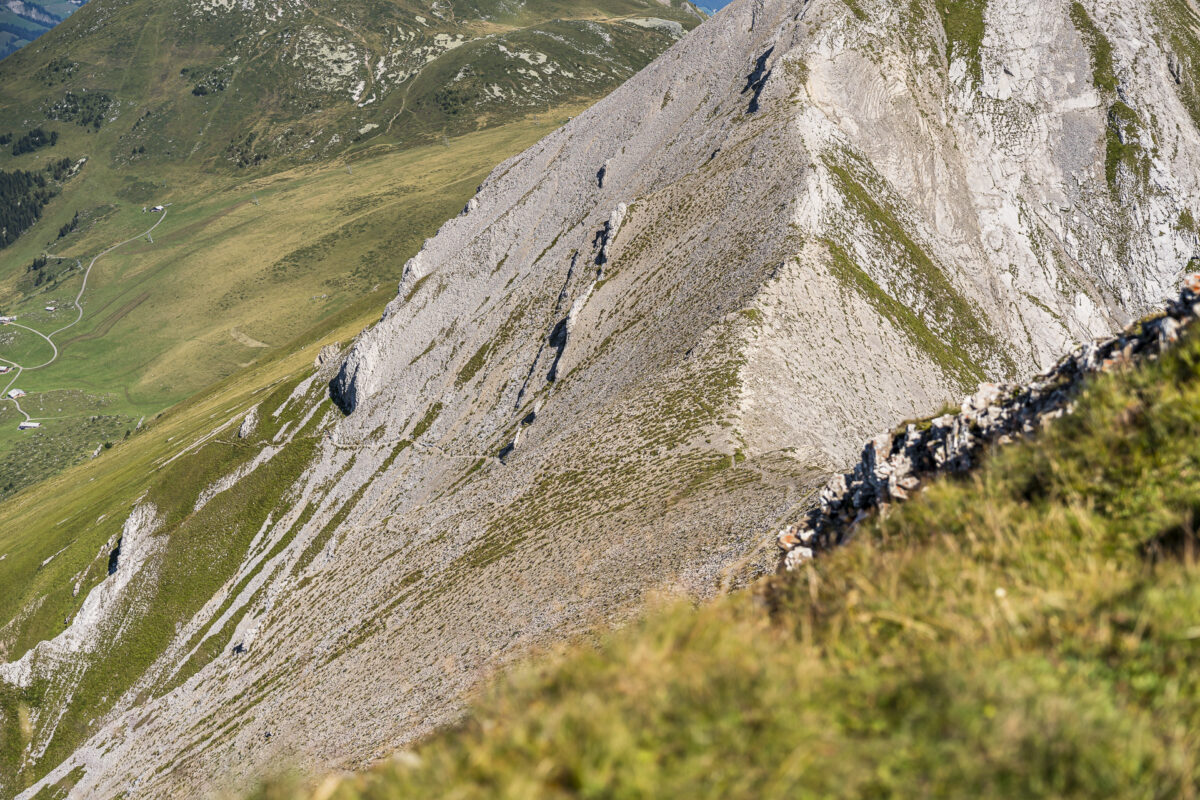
[698,0,733,15]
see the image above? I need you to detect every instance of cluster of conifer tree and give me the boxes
[11,127,58,156]
[26,253,62,287]
[46,91,112,130]
[45,157,72,180]
[0,169,54,249]
[58,211,79,239]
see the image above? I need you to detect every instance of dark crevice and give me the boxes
[107,538,122,575]
[515,253,578,409]
[329,364,356,415]
[594,221,615,266]
[545,317,569,383]
[743,46,775,113]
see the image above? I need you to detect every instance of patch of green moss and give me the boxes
[823,240,983,387]
[936,0,988,84]
[411,402,443,440]
[456,342,491,387]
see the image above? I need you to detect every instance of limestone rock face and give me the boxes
[778,278,1200,569]
[13,0,1200,796]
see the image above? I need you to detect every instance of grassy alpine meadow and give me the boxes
[257,321,1200,799]
[0,104,589,498]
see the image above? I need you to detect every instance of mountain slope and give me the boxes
[0,108,590,502]
[269,283,1200,800]
[0,0,701,170]
[0,0,701,499]
[4,0,1200,796]
[0,0,85,61]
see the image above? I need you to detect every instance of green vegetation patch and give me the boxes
[270,321,1200,800]
[0,168,57,248]
[10,126,58,156]
[35,57,78,87]
[1069,1,1118,93]
[44,91,112,131]
[842,0,867,21]
[1154,0,1200,131]
[936,0,988,84]
[1069,1,1148,195]
[823,154,1010,384]
[1105,101,1149,195]
[410,401,443,440]
[456,341,491,387]
[822,240,983,387]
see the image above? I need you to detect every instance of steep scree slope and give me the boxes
[6,0,1200,795]
[259,277,1200,800]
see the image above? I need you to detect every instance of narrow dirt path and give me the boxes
[0,207,171,423]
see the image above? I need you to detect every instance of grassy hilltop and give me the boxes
[256,317,1200,799]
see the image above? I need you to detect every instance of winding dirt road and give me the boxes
[0,207,171,423]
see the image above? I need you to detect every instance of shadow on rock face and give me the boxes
[329,361,357,415]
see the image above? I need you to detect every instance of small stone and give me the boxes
[1158,316,1181,345]
[784,547,815,570]
[777,529,803,550]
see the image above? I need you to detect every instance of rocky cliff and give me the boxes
[778,273,1200,569]
[7,0,1200,796]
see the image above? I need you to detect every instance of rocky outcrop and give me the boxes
[237,404,260,439]
[0,504,162,688]
[778,275,1200,569]
[0,504,162,764]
